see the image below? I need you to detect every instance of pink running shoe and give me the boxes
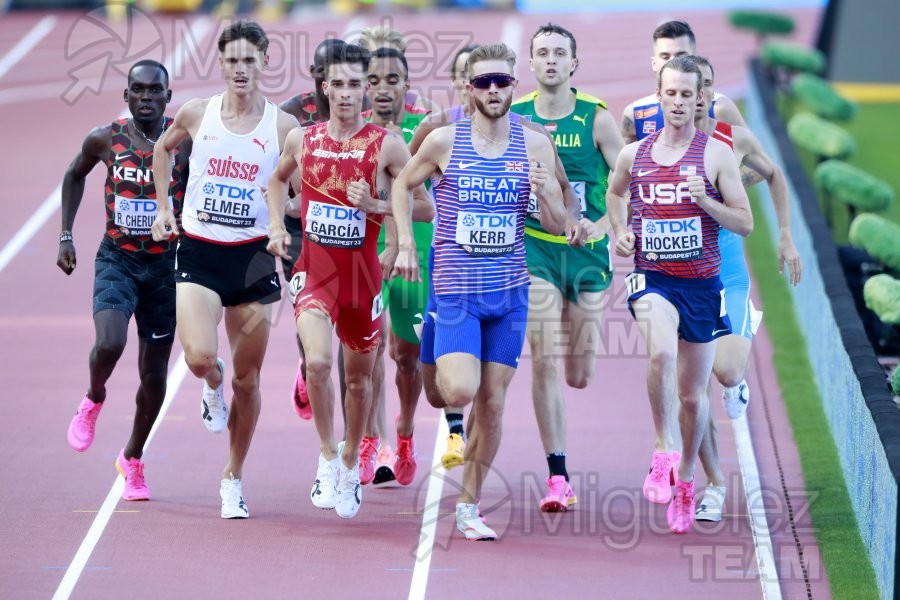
[643,450,677,504]
[373,443,396,486]
[67,395,104,452]
[394,431,417,486]
[292,361,312,420]
[539,475,577,512]
[667,477,696,534]
[359,436,380,485]
[116,449,150,501]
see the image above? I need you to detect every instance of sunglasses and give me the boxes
[470,73,515,89]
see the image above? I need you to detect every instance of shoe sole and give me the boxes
[540,496,577,513]
[694,513,722,522]
[372,466,396,485]
[221,512,249,519]
[456,525,496,541]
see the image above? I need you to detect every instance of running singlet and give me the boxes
[295,122,387,279]
[432,117,532,294]
[713,120,733,149]
[633,92,719,140]
[512,88,611,230]
[294,91,323,127]
[183,94,279,244]
[105,117,185,253]
[629,129,723,278]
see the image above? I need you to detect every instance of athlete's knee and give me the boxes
[678,390,706,414]
[183,350,216,379]
[343,371,371,401]
[304,355,332,385]
[231,369,261,399]
[92,337,126,365]
[714,363,744,389]
[530,352,559,382]
[441,376,477,409]
[563,359,595,389]
[648,346,676,373]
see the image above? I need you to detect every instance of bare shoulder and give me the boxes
[276,108,300,134]
[523,125,553,149]
[174,97,210,126]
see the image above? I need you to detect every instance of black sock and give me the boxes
[547,452,568,481]
[445,413,464,437]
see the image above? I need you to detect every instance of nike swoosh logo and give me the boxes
[637,168,660,177]
[363,331,378,341]
[151,332,173,339]
[458,161,482,170]
[711,328,730,336]
[115,153,129,161]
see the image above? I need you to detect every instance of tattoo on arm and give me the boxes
[740,165,764,188]
[378,189,388,201]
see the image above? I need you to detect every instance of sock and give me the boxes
[546,452,568,481]
[445,413,464,437]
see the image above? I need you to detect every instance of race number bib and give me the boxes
[195,181,259,227]
[625,272,646,297]
[641,217,702,262]
[305,200,366,248]
[528,181,586,218]
[288,271,307,304]
[114,195,167,236]
[455,211,516,256]
[371,291,384,321]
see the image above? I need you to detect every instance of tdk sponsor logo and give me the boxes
[203,182,255,201]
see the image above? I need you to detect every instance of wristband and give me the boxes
[59,231,73,244]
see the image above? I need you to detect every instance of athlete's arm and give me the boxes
[589,106,625,242]
[391,126,452,282]
[691,139,753,236]
[57,125,109,275]
[266,127,305,261]
[713,94,749,128]
[526,131,566,236]
[735,127,802,284]
[151,98,203,241]
[606,143,638,257]
[620,103,637,144]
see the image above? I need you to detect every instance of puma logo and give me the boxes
[252,138,269,152]
[573,114,587,126]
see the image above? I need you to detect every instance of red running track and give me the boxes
[0,7,830,599]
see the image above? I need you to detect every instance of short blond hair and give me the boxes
[358,26,406,53]
[466,43,516,73]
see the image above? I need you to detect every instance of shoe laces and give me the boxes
[125,458,145,484]
[650,453,672,484]
[675,485,693,515]
[457,503,479,522]
[338,467,359,492]
[397,435,414,459]
[223,478,242,504]
[547,476,568,497]
[79,402,100,433]
[360,437,379,462]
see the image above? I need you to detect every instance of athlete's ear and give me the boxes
[166,89,172,103]
[123,88,128,102]
[529,57,535,73]
[570,56,578,76]
[263,53,270,69]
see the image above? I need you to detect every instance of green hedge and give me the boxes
[791,73,857,121]
[814,160,894,212]
[863,274,900,325]
[729,10,795,35]
[761,42,826,74]
[787,112,856,160]
[849,213,900,272]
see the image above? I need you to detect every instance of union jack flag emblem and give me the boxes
[505,161,525,172]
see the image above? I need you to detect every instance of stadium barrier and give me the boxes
[746,57,900,600]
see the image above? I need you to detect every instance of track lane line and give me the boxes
[0,16,56,80]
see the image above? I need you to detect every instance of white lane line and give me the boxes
[408,417,449,600]
[0,17,211,275]
[0,16,56,80]
[733,411,783,599]
[51,355,189,600]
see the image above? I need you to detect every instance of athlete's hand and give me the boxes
[390,245,420,283]
[778,232,803,286]
[565,215,584,247]
[57,241,76,275]
[615,231,636,257]
[686,175,708,204]
[529,161,550,196]
[573,218,610,247]
[347,179,379,213]
[379,243,398,281]
[267,227,292,261]
[151,208,179,242]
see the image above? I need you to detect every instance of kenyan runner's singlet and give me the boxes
[629,128,723,279]
[105,117,185,253]
[182,94,280,244]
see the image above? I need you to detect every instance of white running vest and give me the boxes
[183,94,279,243]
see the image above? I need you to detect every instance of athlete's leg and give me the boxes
[561,290,604,388]
[437,353,481,409]
[526,276,566,460]
[176,282,224,390]
[88,309,129,402]
[632,293,680,452]
[675,339,718,483]
[459,361,516,504]
[124,339,173,460]
[390,331,422,438]
[297,309,338,459]
[340,344,378,469]
[365,332,388,440]
[713,334,751,388]
[221,301,272,480]
[697,377,726,486]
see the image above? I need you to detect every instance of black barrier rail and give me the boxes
[750,57,900,599]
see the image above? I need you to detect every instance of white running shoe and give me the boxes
[723,380,750,420]
[220,474,249,519]
[311,443,342,510]
[694,485,726,522]
[455,503,496,541]
[201,358,228,433]
[335,461,362,519]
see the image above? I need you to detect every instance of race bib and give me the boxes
[529,181,586,218]
[288,271,307,304]
[305,200,366,248]
[455,211,516,256]
[625,272,646,296]
[114,195,167,236]
[641,217,702,262]
[371,290,384,320]
[196,181,259,227]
